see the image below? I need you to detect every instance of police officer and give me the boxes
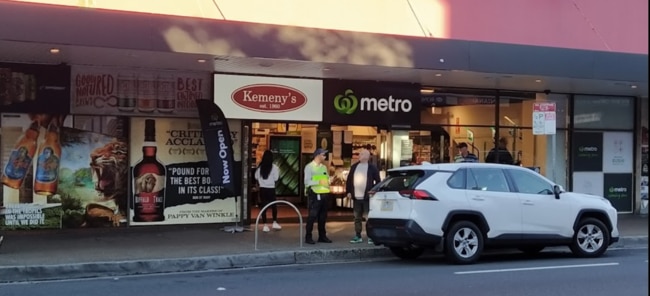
[304,148,333,244]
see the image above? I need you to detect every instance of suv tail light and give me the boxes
[399,189,437,200]
[368,190,376,198]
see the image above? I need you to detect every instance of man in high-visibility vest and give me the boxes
[304,148,333,244]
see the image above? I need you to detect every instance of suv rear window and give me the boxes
[372,170,433,192]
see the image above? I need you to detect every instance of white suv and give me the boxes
[366,162,620,264]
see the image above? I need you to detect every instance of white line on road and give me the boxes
[455,262,619,275]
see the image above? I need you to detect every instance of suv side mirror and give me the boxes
[553,185,563,199]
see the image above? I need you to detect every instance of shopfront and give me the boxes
[420,88,641,213]
[0,63,243,230]
[212,73,323,221]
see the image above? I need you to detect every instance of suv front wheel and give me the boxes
[570,217,610,258]
[445,221,484,264]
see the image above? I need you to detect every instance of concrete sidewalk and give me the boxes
[0,214,647,283]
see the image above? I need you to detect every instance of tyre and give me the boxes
[569,218,610,258]
[518,246,545,255]
[444,221,484,264]
[389,246,425,260]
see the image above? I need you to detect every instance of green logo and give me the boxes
[333,89,358,115]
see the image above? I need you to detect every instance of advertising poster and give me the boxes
[572,172,604,198]
[572,132,603,172]
[70,66,210,117]
[0,62,71,114]
[270,137,301,197]
[602,132,633,173]
[603,173,633,212]
[129,118,241,226]
[1,113,129,229]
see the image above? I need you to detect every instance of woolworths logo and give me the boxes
[333,89,413,115]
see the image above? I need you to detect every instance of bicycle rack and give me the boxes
[254,200,303,250]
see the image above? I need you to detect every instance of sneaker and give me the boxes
[272,221,282,230]
[368,238,374,245]
[262,225,270,232]
[350,236,363,244]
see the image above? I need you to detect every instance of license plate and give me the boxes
[380,200,394,211]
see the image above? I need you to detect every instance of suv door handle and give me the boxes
[471,197,485,201]
[522,200,534,205]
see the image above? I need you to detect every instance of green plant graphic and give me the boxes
[333,89,358,115]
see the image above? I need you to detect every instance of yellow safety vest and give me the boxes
[309,162,330,194]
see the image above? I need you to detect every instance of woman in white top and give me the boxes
[255,150,281,232]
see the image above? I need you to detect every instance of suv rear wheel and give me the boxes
[570,217,610,258]
[445,221,484,264]
[390,246,425,260]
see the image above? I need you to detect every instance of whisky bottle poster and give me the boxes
[129,117,241,226]
[1,113,130,230]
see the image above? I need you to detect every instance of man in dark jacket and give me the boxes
[346,149,381,244]
[486,137,515,165]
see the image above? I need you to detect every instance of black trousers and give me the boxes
[305,189,328,239]
[259,187,277,224]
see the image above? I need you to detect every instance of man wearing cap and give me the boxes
[454,142,479,163]
[304,148,333,244]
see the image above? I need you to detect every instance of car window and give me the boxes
[469,168,510,193]
[447,169,466,189]
[508,169,554,195]
[374,170,427,191]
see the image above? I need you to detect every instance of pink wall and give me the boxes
[440,0,648,54]
[5,0,649,54]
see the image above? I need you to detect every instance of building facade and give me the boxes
[0,1,647,230]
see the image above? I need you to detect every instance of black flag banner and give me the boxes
[196,100,237,197]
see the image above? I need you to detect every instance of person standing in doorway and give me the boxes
[346,149,381,244]
[486,137,515,164]
[454,142,478,163]
[304,148,332,244]
[255,150,282,232]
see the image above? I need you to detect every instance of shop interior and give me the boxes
[247,121,453,222]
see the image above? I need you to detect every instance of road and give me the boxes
[1,248,647,296]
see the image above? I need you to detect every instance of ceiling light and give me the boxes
[49,48,60,54]
[197,59,206,63]
[535,79,542,83]
[420,88,435,94]
[631,85,637,89]
[435,73,442,77]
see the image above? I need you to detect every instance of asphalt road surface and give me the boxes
[1,248,647,296]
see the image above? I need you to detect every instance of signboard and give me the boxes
[533,102,556,135]
[213,74,323,122]
[0,62,71,114]
[70,65,210,117]
[129,117,240,226]
[323,80,421,126]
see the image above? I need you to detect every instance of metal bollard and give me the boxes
[254,200,303,250]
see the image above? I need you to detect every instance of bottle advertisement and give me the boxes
[0,113,129,229]
[129,117,241,226]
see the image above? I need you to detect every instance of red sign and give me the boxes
[533,102,556,112]
[231,84,307,113]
